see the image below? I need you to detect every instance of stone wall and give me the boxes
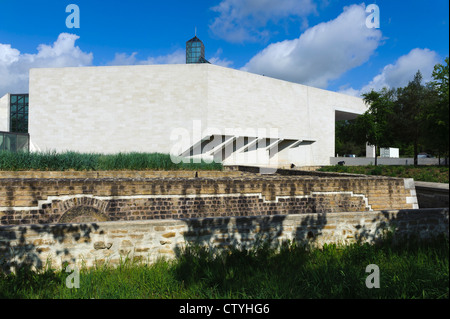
[0,171,418,226]
[0,170,251,179]
[1,209,448,272]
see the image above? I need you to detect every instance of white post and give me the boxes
[366,144,376,158]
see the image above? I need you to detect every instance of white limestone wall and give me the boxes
[206,65,311,166]
[205,65,367,166]
[29,65,209,154]
[28,64,367,166]
[0,94,9,132]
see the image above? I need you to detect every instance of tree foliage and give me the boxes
[424,57,449,157]
[335,120,365,157]
[394,71,430,165]
[351,88,395,165]
[335,57,449,166]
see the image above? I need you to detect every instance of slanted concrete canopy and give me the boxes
[178,134,316,165]
[335,109,362,121]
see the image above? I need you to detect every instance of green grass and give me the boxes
[1,236,448,299]
[318,165,449,183]
[0,151,222,171]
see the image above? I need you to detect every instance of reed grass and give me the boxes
[0,150,222,171]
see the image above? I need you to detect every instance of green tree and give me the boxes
[335,120,365,157]
[355,88,395,166]
[425,57,449,163]
[394,71,429,166]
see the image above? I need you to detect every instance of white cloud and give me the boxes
[340,48,441,97]
[208,48,234,68]
[0,44,20,65]
[145,50,186,65]
[208,56,233,67]
[359,48,440,94]
[0,33,93,96]
[338,86,361,97]
[107,49,186,66]
[209,0,317,43]
[107,52,139,66]
[241,4,382,88]
[108,48,234,68]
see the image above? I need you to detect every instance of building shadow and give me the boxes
[353,208,449,245]
[0,222,100,275]
[174,207,449,260]
[293,212,328,245]
[174,210,331,261]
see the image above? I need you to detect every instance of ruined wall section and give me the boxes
[0,174,417,226]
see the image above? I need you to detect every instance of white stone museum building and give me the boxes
[0,36,368,167]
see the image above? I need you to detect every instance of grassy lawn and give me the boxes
[1,235,448,299]
[318,165,449,183]
[0,151,222,171]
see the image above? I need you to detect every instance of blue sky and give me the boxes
[0,0,448,97]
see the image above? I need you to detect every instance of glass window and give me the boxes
[17,135,29,151]
[0,132,29,152]
[10,94,29,133]
[4,134,16,151]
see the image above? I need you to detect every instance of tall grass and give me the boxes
[0,151,222,171]
[0,236,448,299]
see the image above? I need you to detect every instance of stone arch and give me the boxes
[57,197,110,224]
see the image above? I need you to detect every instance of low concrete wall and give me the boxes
[1,208,448,272]
[0,170,251,179]
[415,182,449,208]
[331,157,448,166]
[224,165,364,177]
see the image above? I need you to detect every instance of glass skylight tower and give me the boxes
[186,35,210,64]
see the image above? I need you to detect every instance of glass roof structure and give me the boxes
[186,36,210,64]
